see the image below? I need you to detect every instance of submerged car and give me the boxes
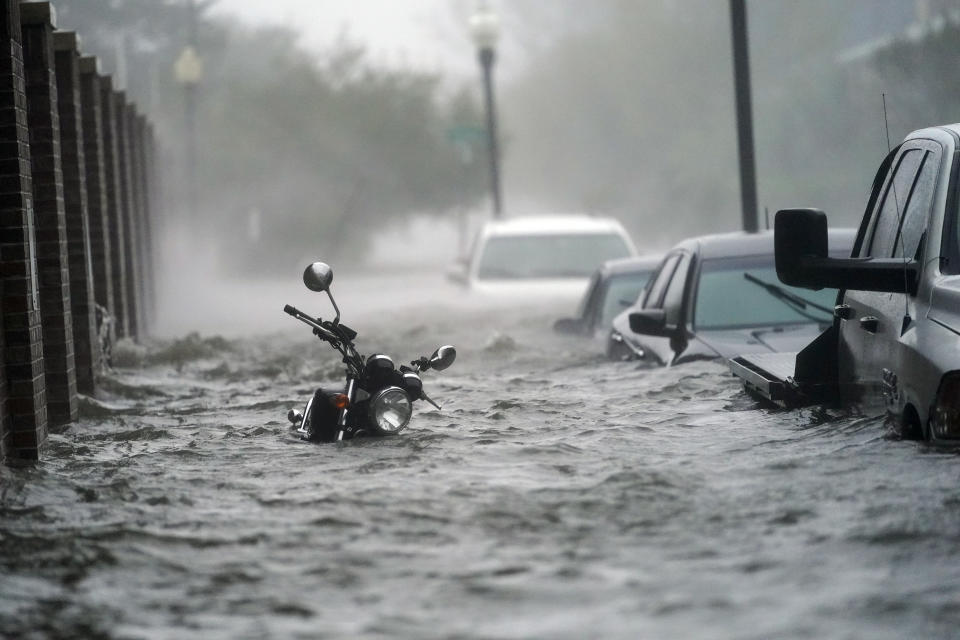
[447,214,637,300]
[553,255,661,339]
[730,124,960,443]
[607,229,856,364]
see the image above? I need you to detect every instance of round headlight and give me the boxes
[368,386,412,435]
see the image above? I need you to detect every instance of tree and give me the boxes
[58,1,488,274]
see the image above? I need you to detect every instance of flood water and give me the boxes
[2,270,959,639]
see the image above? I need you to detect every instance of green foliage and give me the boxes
[58,1,487,273]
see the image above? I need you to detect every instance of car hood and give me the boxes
[610,306,826,358]
[695,324,826,359]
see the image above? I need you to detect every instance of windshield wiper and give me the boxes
[742,272,833,323]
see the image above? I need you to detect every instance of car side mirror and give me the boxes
[553,317,584,335]
[628,309,671,337]
[775,208,919,294]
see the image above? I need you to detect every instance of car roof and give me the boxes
[670,228,857,260]
[480,214,628,236]
[600,254,663,276]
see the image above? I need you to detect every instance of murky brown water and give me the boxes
[2,272,959,639]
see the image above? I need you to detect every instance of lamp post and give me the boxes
[469,1,503,218]
[174,45,202,217]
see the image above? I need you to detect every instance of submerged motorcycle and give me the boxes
[284,262,456,443]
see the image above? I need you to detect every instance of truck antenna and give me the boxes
[882,93,912,326]
[882,93,893,153]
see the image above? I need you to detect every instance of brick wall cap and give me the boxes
[79,56,100,74]
[20,2,57,28]
[53,31,80,52]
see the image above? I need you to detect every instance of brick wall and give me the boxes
[21,2,78,427]
[78,56,113,322]
[99,75,128,339]
[114,93,139,339]
[0,0,47,460]
[54,31,98,394]
[134,114,153,333]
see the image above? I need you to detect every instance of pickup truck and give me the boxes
[729,124,960,444]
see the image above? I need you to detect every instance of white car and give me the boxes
[449,215,637,301]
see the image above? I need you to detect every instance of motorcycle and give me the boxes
[284,261,456,443]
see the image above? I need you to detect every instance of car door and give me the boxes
[837,140,942,406]
[633,252,680,364]
[639,251,692,365]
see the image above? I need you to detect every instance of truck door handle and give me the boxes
[859,316,879,333]
[835,304,854,320]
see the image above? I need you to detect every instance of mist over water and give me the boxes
[3,269,960,638]
[12,1,960,637]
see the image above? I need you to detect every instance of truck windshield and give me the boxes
[477,234,632,279]
[694,256,836,330]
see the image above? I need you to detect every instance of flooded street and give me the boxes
[2,271,959,639]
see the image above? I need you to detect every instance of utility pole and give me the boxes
[730,0,759,233]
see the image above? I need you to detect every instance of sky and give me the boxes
[210,0,485,78]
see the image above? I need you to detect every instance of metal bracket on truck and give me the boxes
[729,323,841,408]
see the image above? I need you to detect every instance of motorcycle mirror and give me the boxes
[303,262,333,292]
[429,345,457,371]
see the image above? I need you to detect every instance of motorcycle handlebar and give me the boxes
[283,304,338,342]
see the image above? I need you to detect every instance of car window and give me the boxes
[662,253,691,327]
[895,148,940,260]
[694,255,838,330]
[575,272,602,319]
[476,233,632,279]
[865,148,923,258]
[643,254,680,309]
[599,270,654,328]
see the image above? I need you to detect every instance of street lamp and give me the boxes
[174,44,202,217]
[469,0,503,218]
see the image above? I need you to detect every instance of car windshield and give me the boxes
[694,256,837,330]
[477,233,632,279]
[599,271,653,328]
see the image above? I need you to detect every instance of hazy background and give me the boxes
[55,0,960,331]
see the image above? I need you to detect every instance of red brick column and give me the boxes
[54,31,98,394]
[132,113,152,334]
[0,0,47,460]
[114,93,141,339]
[21,2,77,427]
[144,121,157,323]
[99,75,128,339]
[79,57,114,327]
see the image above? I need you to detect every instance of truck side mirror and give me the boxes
[629,309,672,337]
[775,208,919,295]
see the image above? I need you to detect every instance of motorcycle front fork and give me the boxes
[335,375,358,442]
